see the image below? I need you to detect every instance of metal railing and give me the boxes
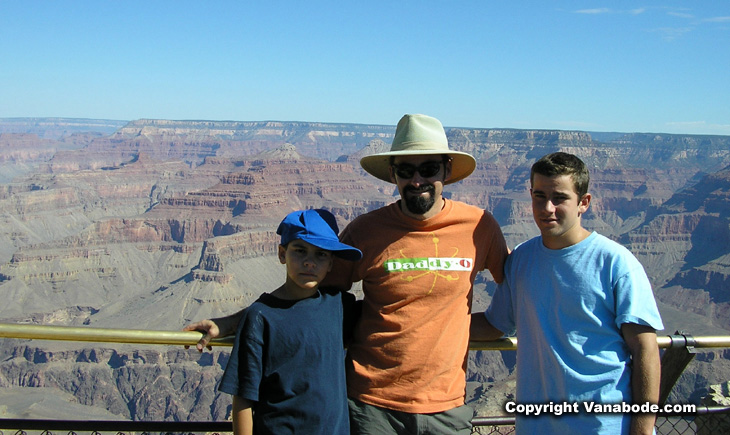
[5,322,730,351]
[0,322,235,347]
[1,323,729,434]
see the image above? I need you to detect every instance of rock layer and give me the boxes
[1,118,729,421]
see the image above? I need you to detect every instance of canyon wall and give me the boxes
[0,118,729,421]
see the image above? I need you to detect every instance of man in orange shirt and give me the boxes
[186,114,509,434]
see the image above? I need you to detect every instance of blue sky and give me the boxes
[1,1,729,135]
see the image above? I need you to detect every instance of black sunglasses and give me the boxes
[391,161,443,179]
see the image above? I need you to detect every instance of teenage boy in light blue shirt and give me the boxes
[471,152,663,435]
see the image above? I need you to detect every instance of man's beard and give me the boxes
[404,185,436,215]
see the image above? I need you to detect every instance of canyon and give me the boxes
[0,117,729,422]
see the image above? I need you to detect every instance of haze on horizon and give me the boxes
[1,1,729,136]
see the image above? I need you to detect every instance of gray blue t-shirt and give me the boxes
[219,288,356,435]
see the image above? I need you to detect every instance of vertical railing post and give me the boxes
[658,330,697,406]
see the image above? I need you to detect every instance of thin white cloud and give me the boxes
[651,27,693,41]
[704,16,730,23]
[570,6,726,43]
[668,11,695,19]
[574,8,611,15]
[573,7,655,16]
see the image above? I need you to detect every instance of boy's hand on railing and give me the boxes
[183,311,245,351]
[183,319,220,352]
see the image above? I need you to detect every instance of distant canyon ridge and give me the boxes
[0,117,729,422]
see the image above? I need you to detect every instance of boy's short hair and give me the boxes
[530,152,590,199]
[277,209,362,261]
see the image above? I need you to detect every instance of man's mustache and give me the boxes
[404,185,435,194]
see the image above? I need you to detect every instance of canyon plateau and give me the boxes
[0,117,729,424]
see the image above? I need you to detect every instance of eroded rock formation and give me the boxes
[1,118,730,421]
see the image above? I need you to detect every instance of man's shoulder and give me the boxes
[346,202,397,228]
[447,198,486,214]
[448,200,504,231]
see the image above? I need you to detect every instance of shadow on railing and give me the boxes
[1,323,729,434]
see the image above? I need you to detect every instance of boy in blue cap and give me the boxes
[218,209,362,435]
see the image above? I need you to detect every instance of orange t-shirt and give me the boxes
[323,199,508,414]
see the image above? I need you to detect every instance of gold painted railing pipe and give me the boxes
[1,323,519,350]
[470,334,730,351]
[2,323,730,351]
[0,323,234,347]
[469,337,518,351]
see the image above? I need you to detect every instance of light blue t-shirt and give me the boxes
[486,232,664,434]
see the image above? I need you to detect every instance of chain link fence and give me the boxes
[0,408,729,435]
[469,406,730,434]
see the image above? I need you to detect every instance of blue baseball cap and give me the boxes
[277,209,362,261]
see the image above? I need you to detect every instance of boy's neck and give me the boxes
[271,283,319,301]
[542,226,592,250]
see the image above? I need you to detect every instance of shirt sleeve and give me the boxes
[341,292,361,345]
[613,261,664,331]
[485,279,517,336]
[218,308,265,401]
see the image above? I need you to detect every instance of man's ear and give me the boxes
[388,165,397,183]
[443,159,453,182]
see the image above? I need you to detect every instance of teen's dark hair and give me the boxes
[530,152,590,199]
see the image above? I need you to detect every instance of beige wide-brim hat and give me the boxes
[360,114,476,184]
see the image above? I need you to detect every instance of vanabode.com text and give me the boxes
[505,401,697,416]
